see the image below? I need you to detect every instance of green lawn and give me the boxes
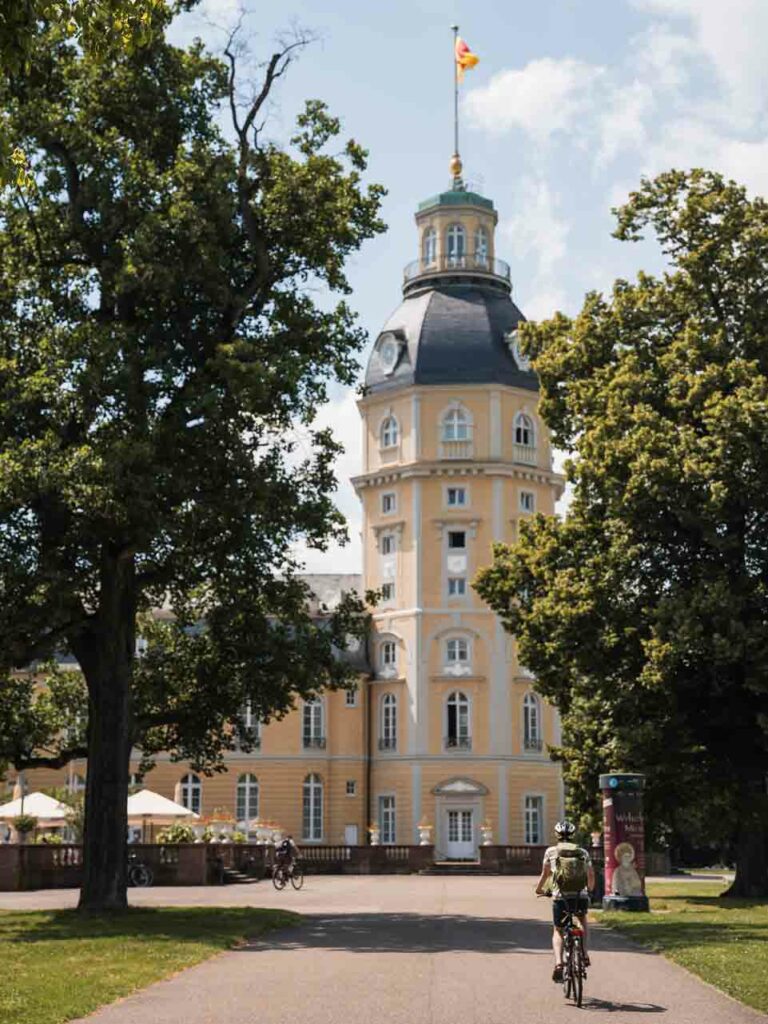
[601,881,768,1014]
[0,906,297,1024]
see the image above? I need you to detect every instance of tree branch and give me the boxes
[13,746,88,771]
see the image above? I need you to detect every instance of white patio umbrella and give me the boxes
[0,792,70,821]
[126,789,198,842]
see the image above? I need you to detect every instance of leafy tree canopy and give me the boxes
[0,18,384,909]
[476,170,768,896]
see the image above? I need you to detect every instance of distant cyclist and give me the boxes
[535,820,595,983]
[275,834,299,875]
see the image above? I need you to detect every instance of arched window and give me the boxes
[302,773,323,841]
[445,691,471,750]
[442,406,471,442]
[180,773,202,814]
[422,226,437,266]
[475,226,488,267]
[236,773,259,824]
[380,415,399,450]
[523,693,542,751]
[303,699,325,748]
[514,412,536,448]
[380,693,397,751]
[446,637,470,666]
[446,223,466,266]
[380,639,397,675]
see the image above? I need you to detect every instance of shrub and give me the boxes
[157,822,196,844]
[12,814,37,834]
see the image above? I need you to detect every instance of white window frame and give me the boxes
[442,406,471,442]
[381,581,395,603]
[236,773,259,824]
[346,779,357,796]
[445,691,471,749]
[445,485,468,508]
[380,639,397,670]
[378,794,396,845]
[381,532,396,555]
[524,794,544,845]
[380,414,399,450]
[381,491,397,515]
[447,529,467,550]
[380,693,397,751]
[180,773,202,815]
[523,693,542,750]
[520,490,535,513]
[474,225,489,266]
[446,637,470,666]
[514,412,536,448]
[447,576,467,597]
[446,223,466,264]
[422,226,437,265]
[345,686,358,707]
[302,774,323,841]
[302,699,325,748]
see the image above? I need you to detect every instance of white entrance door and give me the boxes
[445,809,475,859]
[344,824,359,845]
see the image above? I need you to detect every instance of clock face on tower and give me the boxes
[377,332,402,375]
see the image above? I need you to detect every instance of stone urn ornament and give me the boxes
[368,824,380,846]
[480,822,494,846]
[417,822,433,846]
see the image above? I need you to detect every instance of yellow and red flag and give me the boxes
[455,36,479,82]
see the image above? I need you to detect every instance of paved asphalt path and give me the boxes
[2,877,764,1024]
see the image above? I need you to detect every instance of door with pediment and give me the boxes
[433,777,488,861]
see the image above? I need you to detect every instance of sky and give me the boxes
[171,0,768,574]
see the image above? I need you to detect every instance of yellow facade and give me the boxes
[17,183,566,859]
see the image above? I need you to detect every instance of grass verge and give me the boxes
[1,906,297,1024]
[601,881,768,1014]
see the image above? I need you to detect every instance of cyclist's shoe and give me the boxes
[583,954,591,968]
[552,964,564,983]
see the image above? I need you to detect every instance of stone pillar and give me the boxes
[600,772,650,911]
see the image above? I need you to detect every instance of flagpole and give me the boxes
[451,24,462,188]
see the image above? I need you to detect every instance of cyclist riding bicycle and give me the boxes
[275,834,299,874]
[535,820,595,983]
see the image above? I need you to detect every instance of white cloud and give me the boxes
[198,0,242,27]
[290,389,363,575]
[633,0,768,124]
[596,80,654,167]
[464,58,605,145]
[503,180,571,320]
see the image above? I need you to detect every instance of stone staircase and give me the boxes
[420,860,495,876]
[222,866,262,885]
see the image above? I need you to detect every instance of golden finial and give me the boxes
[449,153,463,179]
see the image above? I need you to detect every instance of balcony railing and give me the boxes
[444,735,472,751]
[439,439,474,460]
[404,252,511,285]
[513,443,537,466]
[524,737,543,752]
[378,738,397,751]
[303,737,327,749]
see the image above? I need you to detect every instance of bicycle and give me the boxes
[272,860,304,891]
[127,852,153,888]
[539,893,588,1007]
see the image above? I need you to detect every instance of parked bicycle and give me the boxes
[271,861,304,891]
[127,851,153,888]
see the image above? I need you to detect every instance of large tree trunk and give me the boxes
[724,787,768,898]
[76,549,136,913]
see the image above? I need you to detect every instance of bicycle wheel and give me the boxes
[290,865,304,890]
[130,864,153,888]
[572,939,584,1007]
[272,866,286,890]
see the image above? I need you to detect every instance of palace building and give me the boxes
[14,170,566,860]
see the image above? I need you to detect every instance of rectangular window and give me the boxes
[345,687,358,707]
[524,795,543,845]
[381,492,396,514]
[381,534,395,555]
[381,641,397,668]
[520,491,535,513]
[381,582,395,602]
[448,577,467,597]
[303,702,325,747]
[379,795,396,844]
[446,486,467,507]
[448,530,466,549]
[446,638,469,663]
[346,780,357,796]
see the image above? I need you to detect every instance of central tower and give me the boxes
[353,179,565,858]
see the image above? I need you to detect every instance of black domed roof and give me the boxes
[364,283,537,395]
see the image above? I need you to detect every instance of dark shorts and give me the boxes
[553,895,589,928]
